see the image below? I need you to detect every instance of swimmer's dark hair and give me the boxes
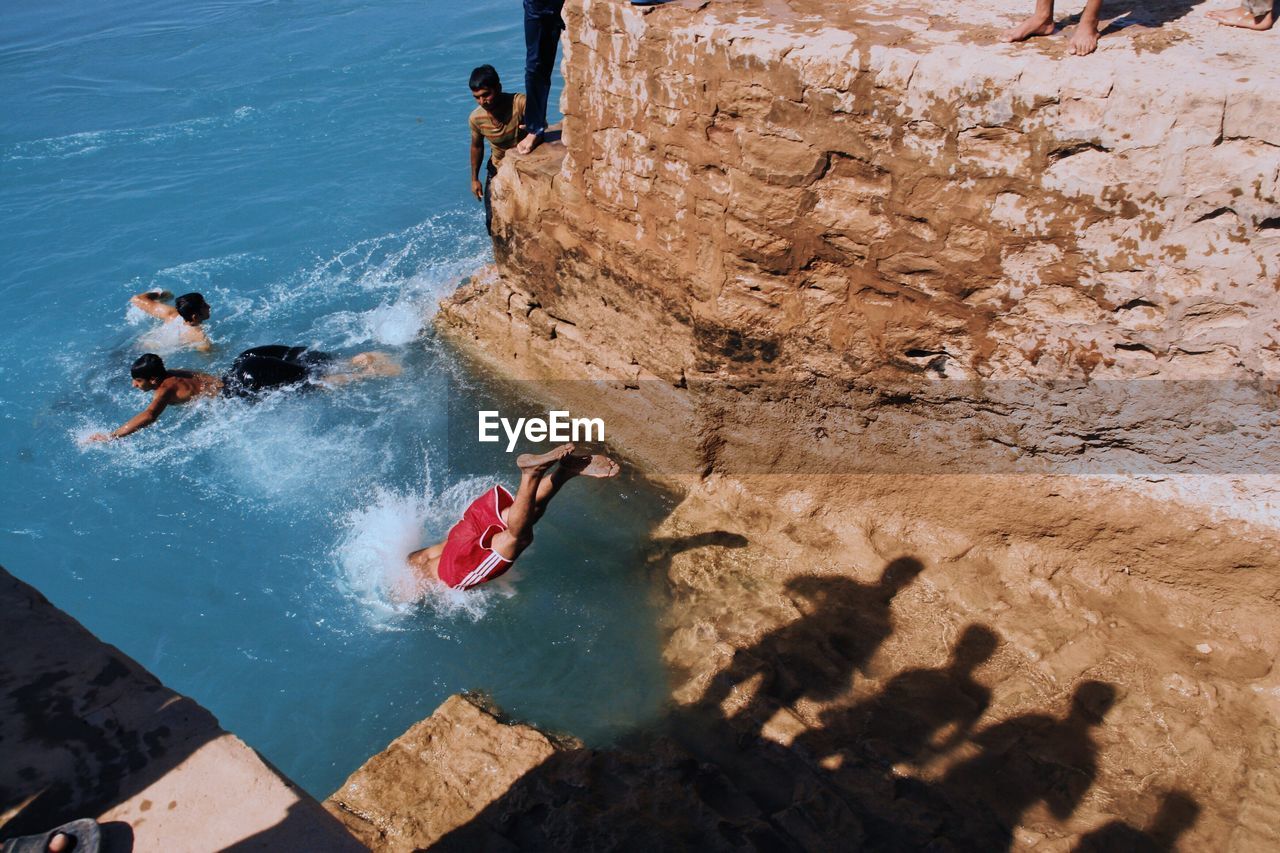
[174,292,208,323]
[131,353,167,382]
[469,64,500,92]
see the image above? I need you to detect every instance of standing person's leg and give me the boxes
[1209,0,1275,29]
[483,158,497,235]
[1002,0,1057,42]
[1067,0,1103,55]
[518,2,563,155]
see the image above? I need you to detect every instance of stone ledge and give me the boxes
[324,694,558,852]
[0,566,364,851]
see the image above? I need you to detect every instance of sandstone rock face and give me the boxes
[463,0,1280,520]
[325,694,557,851]
[433,1,1280,850]
[557,0,1279,383]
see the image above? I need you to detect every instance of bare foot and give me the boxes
[1068,23,1100,55]
[516,131,544,155]
[556,452,621,479]
[48,833,70,853]
[517,443,575,474]
[1002,14,1055,42]
[1208,6,1274,29]
[350,351,402,377]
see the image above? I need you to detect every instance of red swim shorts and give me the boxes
[437,485,515,590]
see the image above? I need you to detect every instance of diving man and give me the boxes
[405,443,619,593]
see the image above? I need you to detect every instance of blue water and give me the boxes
[1,0,674,795]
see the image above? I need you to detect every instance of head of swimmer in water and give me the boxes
[469,64,502,112]
[174,292,210,325]
[130,353,168,391]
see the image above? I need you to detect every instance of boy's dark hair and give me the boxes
[174,292,209,323]
[131,353,167,382]
[469,64,501,92]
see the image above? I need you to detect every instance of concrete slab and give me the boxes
[0,566,366,852]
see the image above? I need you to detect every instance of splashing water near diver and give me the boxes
[332,469,518,626]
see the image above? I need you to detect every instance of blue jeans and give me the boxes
[523,0,564,138]
[483,159,497,235]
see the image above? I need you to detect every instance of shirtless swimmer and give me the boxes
[87,347,400,442]
[131,289,213,352]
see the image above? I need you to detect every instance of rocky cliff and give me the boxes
[421,1,1280,850]
[452,0,1280,512]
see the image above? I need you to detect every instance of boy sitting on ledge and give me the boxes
[406,443,619,592]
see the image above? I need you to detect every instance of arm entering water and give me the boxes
[87,386,174,442]
[130,290,179,321]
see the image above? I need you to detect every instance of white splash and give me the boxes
[5,107,258,162]
[131,317,212,355]
[332,473,517,626]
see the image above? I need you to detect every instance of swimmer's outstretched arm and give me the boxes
[87,388,173,442]
[130,290,179,321]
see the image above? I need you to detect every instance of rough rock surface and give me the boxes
[455,0,1280,522]
[425,1,1280,851]
[0,566,363,852]
[325,695,558,851]
[328,694,808,852]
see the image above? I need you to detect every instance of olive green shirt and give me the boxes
[469,92,526,166]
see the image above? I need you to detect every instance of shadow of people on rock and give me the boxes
[1055,0,1202,38]
[696,557,926,729]
[643,530,750,584]
[799,623,999,770]
[928,680,1119,853]
[1072,788,1201,852]
[419,559,1197,853]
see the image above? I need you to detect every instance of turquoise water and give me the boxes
[1,0,674,795]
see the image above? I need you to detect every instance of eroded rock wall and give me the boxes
[556,0,1279,385]
[432,1,1280,850]
[468,0,1280,518]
